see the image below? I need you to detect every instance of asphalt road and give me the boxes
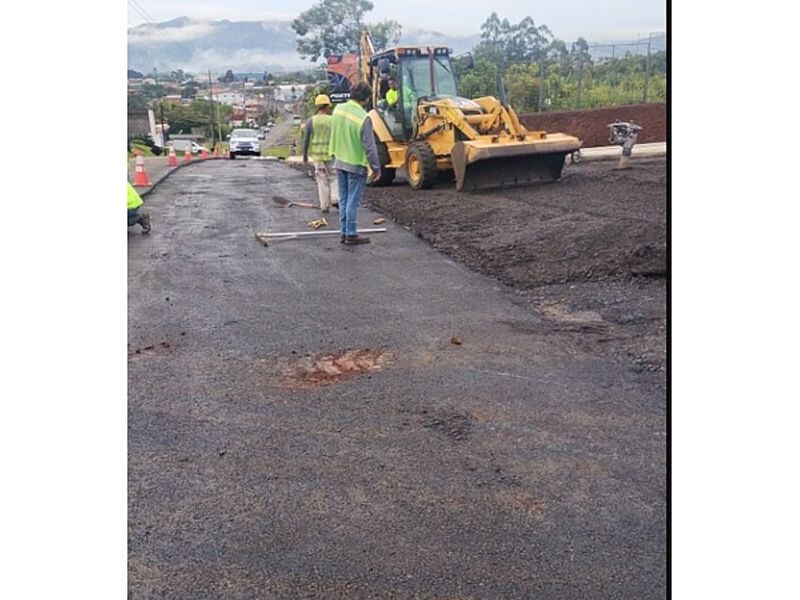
[128,160,666,599]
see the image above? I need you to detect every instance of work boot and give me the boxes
[321,207,329,214]
[139,211,151,234]
[345,235,370,245]
[340,234,346,243]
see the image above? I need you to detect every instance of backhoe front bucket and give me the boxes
[451,134,581,192]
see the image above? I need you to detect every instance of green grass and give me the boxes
[264,145,290,159]
[128,143,156,158]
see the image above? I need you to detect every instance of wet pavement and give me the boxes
[128,159,666,599]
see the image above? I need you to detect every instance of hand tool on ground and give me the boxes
[254,232,300,247]
[256,228,387,239]
[272,195,318,209]
[308,217,328,229]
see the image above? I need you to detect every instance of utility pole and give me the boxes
[208,69,216,148]
[216,102,222,144]
[159,101,166,147]
[538,57,546,112]
[642,33,653,103]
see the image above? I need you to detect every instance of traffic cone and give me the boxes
[167,145,178,167]
[201,146,208,159]
[133,151,152,187]
[183,148,192,163]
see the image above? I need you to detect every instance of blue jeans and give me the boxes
[336,169,366,237]
[127,207,140,226]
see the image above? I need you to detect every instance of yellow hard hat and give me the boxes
[314,94,331,106]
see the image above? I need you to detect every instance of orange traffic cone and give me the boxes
[183,148,192,163]
[133,151,152,187]
[201,146,208,159]
[167,145,178,167]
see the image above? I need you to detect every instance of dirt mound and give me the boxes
[520,103,666,147]
[364,157,667,371]
[366,159,666,288]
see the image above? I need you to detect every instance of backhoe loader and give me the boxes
[358,32,582,192]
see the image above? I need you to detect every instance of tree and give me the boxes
[292,0,402,61]
[128,69,144,79]
[181,81,200,99]
[368,19,402,50]
[474,14,553,66]
[220,69,235,84]
[570,37,592,69]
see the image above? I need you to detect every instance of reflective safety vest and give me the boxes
[308,113,333,161]
[329,100,368,168]
[127,182,143,210]
[386,88,399,106]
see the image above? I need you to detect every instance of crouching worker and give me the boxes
[302,94,339,213]
[127,182,151,233]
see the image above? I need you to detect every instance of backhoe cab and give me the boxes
[361,34,582,192]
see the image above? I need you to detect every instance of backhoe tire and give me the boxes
[370,136,395,186]
[406,142,437,189]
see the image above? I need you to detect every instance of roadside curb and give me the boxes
[575,142,667,163]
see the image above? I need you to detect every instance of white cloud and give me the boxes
[128,21,216,45]
[182,48,307,72]
[128,2,296,26]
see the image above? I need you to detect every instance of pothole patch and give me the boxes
[286,348,389,387]
[541,303,606,332]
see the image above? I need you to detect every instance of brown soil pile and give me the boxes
[520,103,666,147]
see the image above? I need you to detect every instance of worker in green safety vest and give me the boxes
[329,81,381,245]
[301,94,339,213]
[385,78,399,108]
[127,182,151,233]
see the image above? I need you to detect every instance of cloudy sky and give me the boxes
[127,0,666,42]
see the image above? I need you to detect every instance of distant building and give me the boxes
[273,84,310,102]
[214,92,244,106]
[128,108,150,138]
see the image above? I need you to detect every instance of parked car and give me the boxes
[292,115,301,125]
[228,128,262,159]
[167,140,206,155]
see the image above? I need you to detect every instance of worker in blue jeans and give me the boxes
[329,81,381,245]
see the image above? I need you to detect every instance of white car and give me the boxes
[229,129,261,159]
[168,140,206,155]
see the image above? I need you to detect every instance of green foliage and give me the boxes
[457,59,499,99]
[474,13,554,65]
[456,13,667,112]
[162,100,233,138]
[292,0,402,61]
[302,82,330,118]
[181,81,200,99]
[368,19,402,50]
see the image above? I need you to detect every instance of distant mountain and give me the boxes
[128,17,664,74]
[128,17,482,74]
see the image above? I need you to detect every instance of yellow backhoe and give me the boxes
[358,32,582,192]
